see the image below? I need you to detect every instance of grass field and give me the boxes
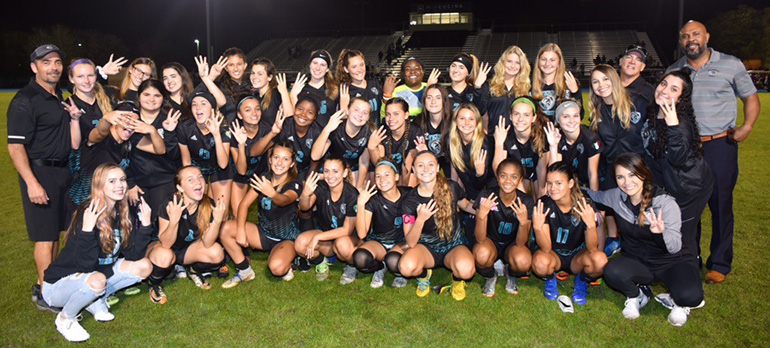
[0,92,768,347]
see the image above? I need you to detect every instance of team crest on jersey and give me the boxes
[467,93,474,102]
[630,111,642,124]
[261,197,272,210]
[185,229,195,242]
[158,128,165,139]
[540,93,557,112]
[593,141,601,150]
[577,143,584,154]
[394,216,403,226]
[340,203,347,215]
[357,137,367,147]
[306,138,314,149]
[708,69,718,77]
[370,87,379,95]
[571,215,581,226]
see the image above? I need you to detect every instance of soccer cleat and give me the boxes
[222,271,255,288]
[556,271,569,281]
[174,265,188,279]
[668,305,690,326]
[415,269,432,297]
[282,268,295,282]
[451,279,467,301]
[370,267,386,288]
[391,276,407,288]
[482,276,497,298]
[622,288,650,320]
[293,257,311,272]
[149,285,168,305]
[572,275,589,306]
[315,257,330,281]
[655,293,705,310]
[557,295,574,313]
[189,271,212,290]
[504,270,519,295]
[494,260,504,277]
[339,265,359,285]
[55,313,89,342]
[543,276,559,301]
[604,238,622,257]
[124,286,140,296]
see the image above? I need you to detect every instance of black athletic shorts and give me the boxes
[258,228,282,251]
[556,246,586,273]
[425,243,466,268]
[174,246,190,265]
[203,165,234,184]
[19,165,72,242]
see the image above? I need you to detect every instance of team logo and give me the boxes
[394,216,403,227]
[467,94,474,102]
[357,137,367,147]
[119,158,130,170]
[185,229,195,242]
[630,111,642,124]
[708,69,718,77]
[340,203,347,215]
[540,92,557,113]
[306,138,314,149]
[576,143,584,154]
[571,215,581,226]
[158,128,165,139]
[261,197,272,210]
[371,87,379,95]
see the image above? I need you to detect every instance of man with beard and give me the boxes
[667,21,761,284]
[7,44,72,311]
[619,45,654,103]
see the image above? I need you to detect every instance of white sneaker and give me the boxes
[622,288,650,319]
[655,292,706,310]
[55,313,90,342]
[668,305,690,326]
[370,267,386,288]
[175,265,188,279]
[340,265,358,285]
[92,311,115,322]
[282,268,295,282]
[391,276,407,288]
[494,260,504,277]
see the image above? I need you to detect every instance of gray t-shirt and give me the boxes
[667,49,757,136]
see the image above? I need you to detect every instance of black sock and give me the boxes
[540,273,555,281]
[234,258,250,271]
[416,269,428,279]
[452,274,472,282]
[309,254,325,265]
[149,264,173,286]
[579,272,596,283]
[508,264,528,278]
[192,262,222,274]
[384,251,402,276]
[477,267,495,279]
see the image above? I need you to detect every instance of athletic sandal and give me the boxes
[315,257,330,281]
[106,295,119,307]
[415,269,432,297]
[222,272,255,288]
[149,285,168,305]
[556,271,569,281]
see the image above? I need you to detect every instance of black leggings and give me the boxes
[603,254,703,307]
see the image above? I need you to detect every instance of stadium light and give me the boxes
[195,39,200,56]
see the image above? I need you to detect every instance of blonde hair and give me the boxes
[174,166,214,240]
[415,151,454,241]
[449,103,485,173]
[588,64,633,132]
[69,59,114,115]
[309,49,339,100]
[65,163,132,253]
[531,43,566,100]
[119,57,156,101]
[489,46,531,98]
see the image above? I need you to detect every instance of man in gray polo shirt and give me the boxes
[667,21,760,284]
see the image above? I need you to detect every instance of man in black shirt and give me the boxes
[619,45,654,104]
[7,44,71,311]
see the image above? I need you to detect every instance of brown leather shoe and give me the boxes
[706,270,726,284]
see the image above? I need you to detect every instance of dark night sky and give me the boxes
[2,0,766,67]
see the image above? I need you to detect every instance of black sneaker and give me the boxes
[292,257,311,272]
[32,284,41,302]
[36,296,62,313]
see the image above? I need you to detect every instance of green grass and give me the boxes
[0,92,768,347]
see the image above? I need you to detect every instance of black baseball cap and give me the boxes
[30,44,65,62]
[623,45,648,61]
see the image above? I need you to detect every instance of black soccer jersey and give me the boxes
[382,126,420,167]
[82,132,134,173]
[328,120,372,171]
[347,78,383,122]
[485,86,517,131]
[535,83,583,122]
[256,179,303,241]
[538,195,597,256]
[557,125,602,185]
[177,118,232,176]
[231,126,270,183]
[400,181,467,253]
[313,181,358,231]
[298,83,338,130]
[69,95,106,147]
[254,88,283,129]
[277,118,321,174]
[595,96,646,161]
[128,112,181,188]
[364,186,410,245]
[473,188,535,245]
[447,84,487,115]
[159,195,215,252]
[497,130,542,181]
[447,136,491,200]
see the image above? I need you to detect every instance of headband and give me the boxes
[511,97,537,113]
[69,58,94,73]
[402,57,424,71]
[237,95,256,110]
[554,100,581,124]
[376,160,399,173]
[451,54,472,73]
[310,51,331,67]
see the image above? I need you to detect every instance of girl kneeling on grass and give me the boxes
[295,157,360,283]
[219,142,304,285]
[397,151,476,301]
[144,166,227,304]
[353,160,410,288]
[43,163,154,343]
[473,158,534,298]
[531,162,607,309]
[586,153,703,326]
